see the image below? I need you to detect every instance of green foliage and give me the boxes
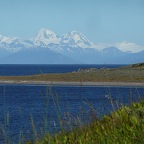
[27,99,144,144]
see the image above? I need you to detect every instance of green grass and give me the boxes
[26,99,144,144]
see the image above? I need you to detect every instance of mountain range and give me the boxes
[0,28,144,64]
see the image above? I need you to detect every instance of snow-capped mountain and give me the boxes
[30,29,95,49]
[114,41,144,53]
[0,28,144,64]
[0,35,18,44]
[60,30,95,48]
[30,28,60,45]
[0,35,22,55]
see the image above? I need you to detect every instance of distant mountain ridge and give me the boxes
[0,28,144,64]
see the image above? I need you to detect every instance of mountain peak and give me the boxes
[0,34,18,44]
[61,30,94,48]
[38,28,56,36]
[31,28,60,45]
[70,30,81,35]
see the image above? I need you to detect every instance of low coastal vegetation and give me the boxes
[26,63,144,144]
[0,63,144,143]
[0,63,144,82]
[27,99,144,144]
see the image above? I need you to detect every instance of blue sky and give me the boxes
[0,0,144,45]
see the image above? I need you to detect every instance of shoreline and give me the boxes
[0,80,144,86]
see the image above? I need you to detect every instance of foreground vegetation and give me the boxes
[1,63,144,143]
[26,98,144,144]
[0,63,144,83]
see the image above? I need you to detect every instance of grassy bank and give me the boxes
[27,99,144,144]
[0,63,144,83]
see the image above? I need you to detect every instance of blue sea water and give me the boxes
[0,64,126,76]
[0,85,143,143]
[0,64,143,143]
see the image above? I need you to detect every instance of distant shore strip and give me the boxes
[0,80,144,86]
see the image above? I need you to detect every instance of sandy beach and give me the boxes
[0,80,144,86]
